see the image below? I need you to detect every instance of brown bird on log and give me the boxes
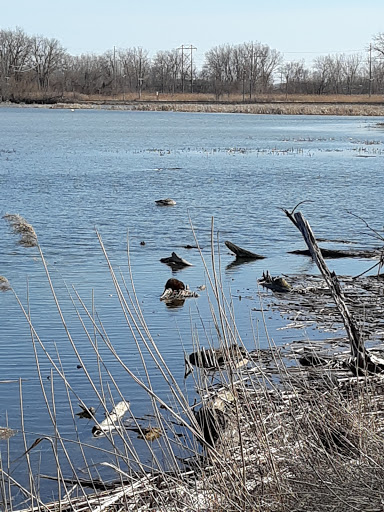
[164,278,185,292]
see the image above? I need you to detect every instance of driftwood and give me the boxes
[75,404,96,419]
[160,252,193,269]
[258,271,291,293]
[283,208,384,374]
[160,288,199,301]
[185,344,248,378]
[92,401,130,437]
[155,198,176,206]
[225,240,265,260]
[290,247,381,259]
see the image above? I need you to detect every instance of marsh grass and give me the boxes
[1,216,384,511]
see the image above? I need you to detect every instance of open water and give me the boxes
[1,107,384,499]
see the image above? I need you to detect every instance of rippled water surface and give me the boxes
[1,107,384,497]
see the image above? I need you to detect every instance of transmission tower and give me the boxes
[177,44,197,93]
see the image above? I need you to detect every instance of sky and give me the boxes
[1,0,383,68]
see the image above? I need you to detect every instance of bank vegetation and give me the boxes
[2,212,384,511]
[1,27,384,106]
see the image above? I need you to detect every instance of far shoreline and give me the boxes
[2,100,384,117]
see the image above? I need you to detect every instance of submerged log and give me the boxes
[290,247,381,259]
[160,252,193,269]
[155,198,176,206]
[283,208,384,374]
[225,240,265,260]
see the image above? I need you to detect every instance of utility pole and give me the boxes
[138,57,143,99]
[369,43,373,98]
[177,44,196,93]
[249,42,254,101]
[242,70,246,102]
[113,45,117,96]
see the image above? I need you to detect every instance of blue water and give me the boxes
[1,107,384,501]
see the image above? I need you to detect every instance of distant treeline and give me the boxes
[1,27,384,102]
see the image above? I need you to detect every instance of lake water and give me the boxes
[1,107,384,501]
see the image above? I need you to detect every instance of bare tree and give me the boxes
[30,35,65,92]
[373,32,384,58]
[151,50,180,93]
[0,27,32,99]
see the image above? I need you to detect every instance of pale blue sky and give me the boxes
[1,0,382,67]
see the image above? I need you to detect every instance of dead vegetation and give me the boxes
[3,213,37,247]
[2,213,384,511]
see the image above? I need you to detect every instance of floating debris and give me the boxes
[160,252,193,269]
[289,247,382,259]
[75,404,96,419]
[0,276,11,292]
[299,352,330,367]
[185,344,248,378]
[137,427,162,441]
[92,401,130,437]
[258,271,291,293]
[3,213,37,247]
[155,198,176,206]
[160,288,199,302]
[225,240,265,260]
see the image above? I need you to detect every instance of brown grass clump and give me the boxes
[3,213,37,247]
[0,276,11,292]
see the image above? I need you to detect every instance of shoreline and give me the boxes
[2,100,384,116]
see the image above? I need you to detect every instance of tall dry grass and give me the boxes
[1,216,384,511]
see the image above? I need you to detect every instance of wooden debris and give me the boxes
[290,247,382,259]
[155,198,176,206]
[75,404,96,419]
[137,427,162,441]
[283,208,384,374]
[258,271,291,293]
[225,240,265,260]
[298,352,330,367]
[92,401,130,437]
[160,288,199,302]
[185,344,248,378]
[160,252,193,269]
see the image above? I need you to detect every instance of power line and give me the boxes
[177,44,196,93]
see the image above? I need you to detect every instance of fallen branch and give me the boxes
[283,208,384,374]
[225,240,265,260]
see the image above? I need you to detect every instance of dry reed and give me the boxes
[1,215,384,511]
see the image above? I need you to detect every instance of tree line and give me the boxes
[1,27,384,102]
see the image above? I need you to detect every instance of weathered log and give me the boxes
[160,252,193,269]
[155,198,176,206]
[160,288,199,301]
[184,344,248,378]
[283,208,384,374]
[290,247,381,259]
[92,401,130,437]
[258,271,291,293]
[225,240,265,260]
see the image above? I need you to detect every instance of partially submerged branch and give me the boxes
[283,207,384,373]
